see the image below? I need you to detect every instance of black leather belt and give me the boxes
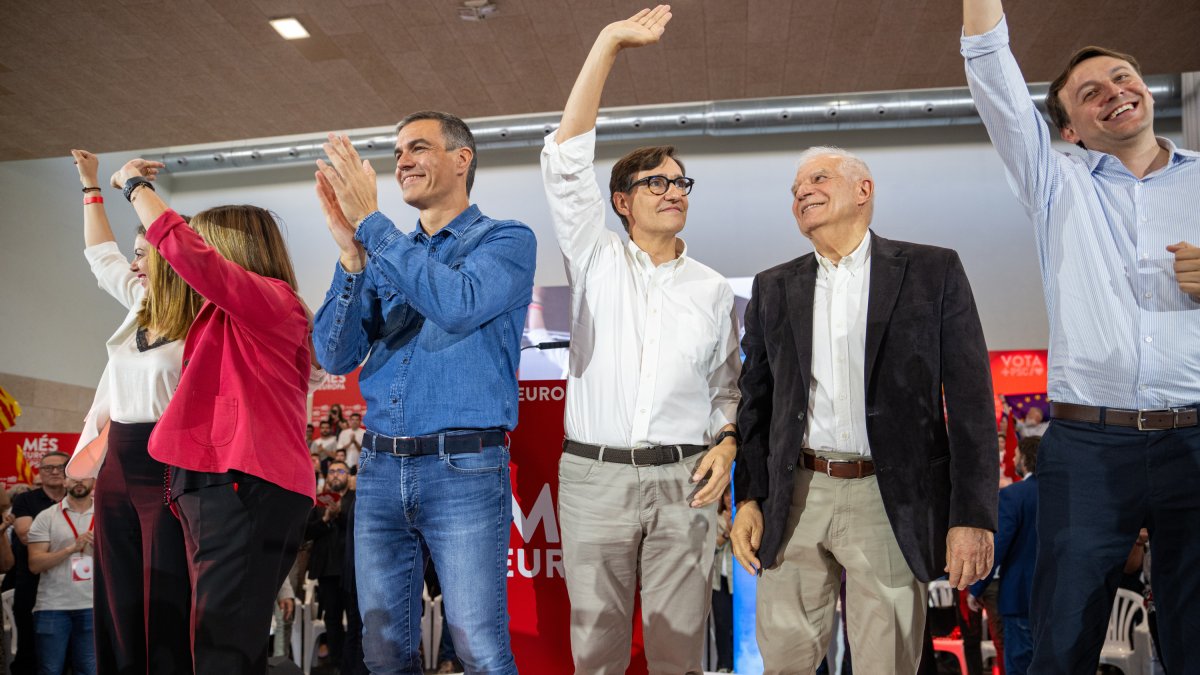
[1050,402,1198,431]
[362,430,507,456]
[562,439,707,466]
[801,451,875,479]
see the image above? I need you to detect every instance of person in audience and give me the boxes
[310,453,326,493]
[312,110,535,674]
[27,476,97,675]
[112,159,316,674]
[9,453,71,674]
[325,404,346,434]
[963,1,1200,670]
[730,146,997,674]
[970,435,1040,675]
[540,8,741,673]
[313,420,339,459]
[1013,406,1048,438]
[305,459,352,667]
[337,413,364,469]
[67,149,196,674]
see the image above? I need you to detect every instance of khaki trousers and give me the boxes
[558,452,717,675]
[757,453,927,675]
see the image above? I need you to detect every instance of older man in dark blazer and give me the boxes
[731,147,998,674]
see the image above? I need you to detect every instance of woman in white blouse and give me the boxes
[69,150,200,674]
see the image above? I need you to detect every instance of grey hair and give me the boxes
[795,146,873,182]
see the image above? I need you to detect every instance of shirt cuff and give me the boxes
[83,240,121,264]
[542,127,597,175]
[960,13,1009,58]
[353,210,402,257]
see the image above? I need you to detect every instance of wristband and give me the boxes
[83,195,104,205]
[81,186,101,193]
[122,176,155,202]
[714,429,739,446]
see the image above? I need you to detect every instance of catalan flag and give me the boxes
[0,385,20,432]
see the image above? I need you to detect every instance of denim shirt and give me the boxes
[313,205,536,437]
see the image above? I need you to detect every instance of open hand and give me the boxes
[1167,241,1200,301]
[316,133,378,225]
[689,439,735,508]
[315,169,366,272]
[601,5,673,51]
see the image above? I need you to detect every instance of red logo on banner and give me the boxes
[0,432,79,488]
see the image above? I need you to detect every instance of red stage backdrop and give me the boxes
[0,431,79,488]
[988,350,1049,480]
[310,369,367,433]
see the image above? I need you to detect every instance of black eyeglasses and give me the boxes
[40,465,66,475]
[626,175,695,196]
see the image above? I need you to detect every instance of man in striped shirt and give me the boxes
[962,0,1200,672]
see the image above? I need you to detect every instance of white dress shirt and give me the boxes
[964,16,1200,409]
[541,129,741,447]
[805,233,873,457]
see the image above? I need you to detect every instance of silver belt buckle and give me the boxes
[1137,409,1170,431]
[631,447,643,467]
[825,459,852,476]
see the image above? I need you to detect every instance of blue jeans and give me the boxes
[354,443,516,674]
[35,609,96,675]
[1002,616,1032,675]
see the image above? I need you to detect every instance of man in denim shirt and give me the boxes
[312,111,535,675]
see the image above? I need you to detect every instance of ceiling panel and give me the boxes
[0,0,1196,160]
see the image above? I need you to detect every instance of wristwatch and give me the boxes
[714,429,739,446]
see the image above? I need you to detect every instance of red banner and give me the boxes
[988,350,1049,481]
[0,431,79,488]
[310,368,367,435]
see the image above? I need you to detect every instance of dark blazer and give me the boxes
[733,232,997,581]
[971,475,1037,617]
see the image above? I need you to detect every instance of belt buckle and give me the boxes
[391,435,416,456]
[1137,409,1170,431]
[825,459,853,477]
[631,447,643,467]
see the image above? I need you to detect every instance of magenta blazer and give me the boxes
[145,209,316,502]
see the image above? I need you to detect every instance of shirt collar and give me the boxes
[1086,136,1196,173]
[815,230,871,274]
[411,204,483,240]
[626,236,688,272]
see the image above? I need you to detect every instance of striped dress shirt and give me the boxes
[962,16,1200,409]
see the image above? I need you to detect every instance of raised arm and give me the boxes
[556,5,673,144]
[114,160,300,328]
[963,0,1003,36]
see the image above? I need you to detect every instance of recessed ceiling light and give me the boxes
[270,18,310,40]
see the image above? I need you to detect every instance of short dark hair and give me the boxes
[39,452,69,466]
[396,111,478,195]
[1046,46,1143,148]
[327,460,349,474]
[1017,436,1041,475]
[608,146,685,233]
[350,413,361,419]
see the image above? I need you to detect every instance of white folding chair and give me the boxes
[298,578,326,674]
[2,587,15,666]
[421,584,444,670]
[1098,588,1147,675]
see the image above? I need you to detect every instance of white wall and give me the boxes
[2,120,1182,387]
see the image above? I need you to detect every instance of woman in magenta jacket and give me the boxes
[112,159,316,674]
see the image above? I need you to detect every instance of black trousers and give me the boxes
[94,421,192,675]
[175,473,310,675]
[711,578,733,671]
[315,577,345,664]
[1030,419,1200,674]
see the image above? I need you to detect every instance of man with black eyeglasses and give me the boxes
[540,6,741,673]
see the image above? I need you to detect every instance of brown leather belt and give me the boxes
[562,439,707,466]
[802,451,875,479]
[1050,402,1198,431]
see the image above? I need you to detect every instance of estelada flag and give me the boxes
[0,386,21,432]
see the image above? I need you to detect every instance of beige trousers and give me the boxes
[558,452,717,675]
[757,453,927,675]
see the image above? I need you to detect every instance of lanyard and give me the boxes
[60,502,94,538]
